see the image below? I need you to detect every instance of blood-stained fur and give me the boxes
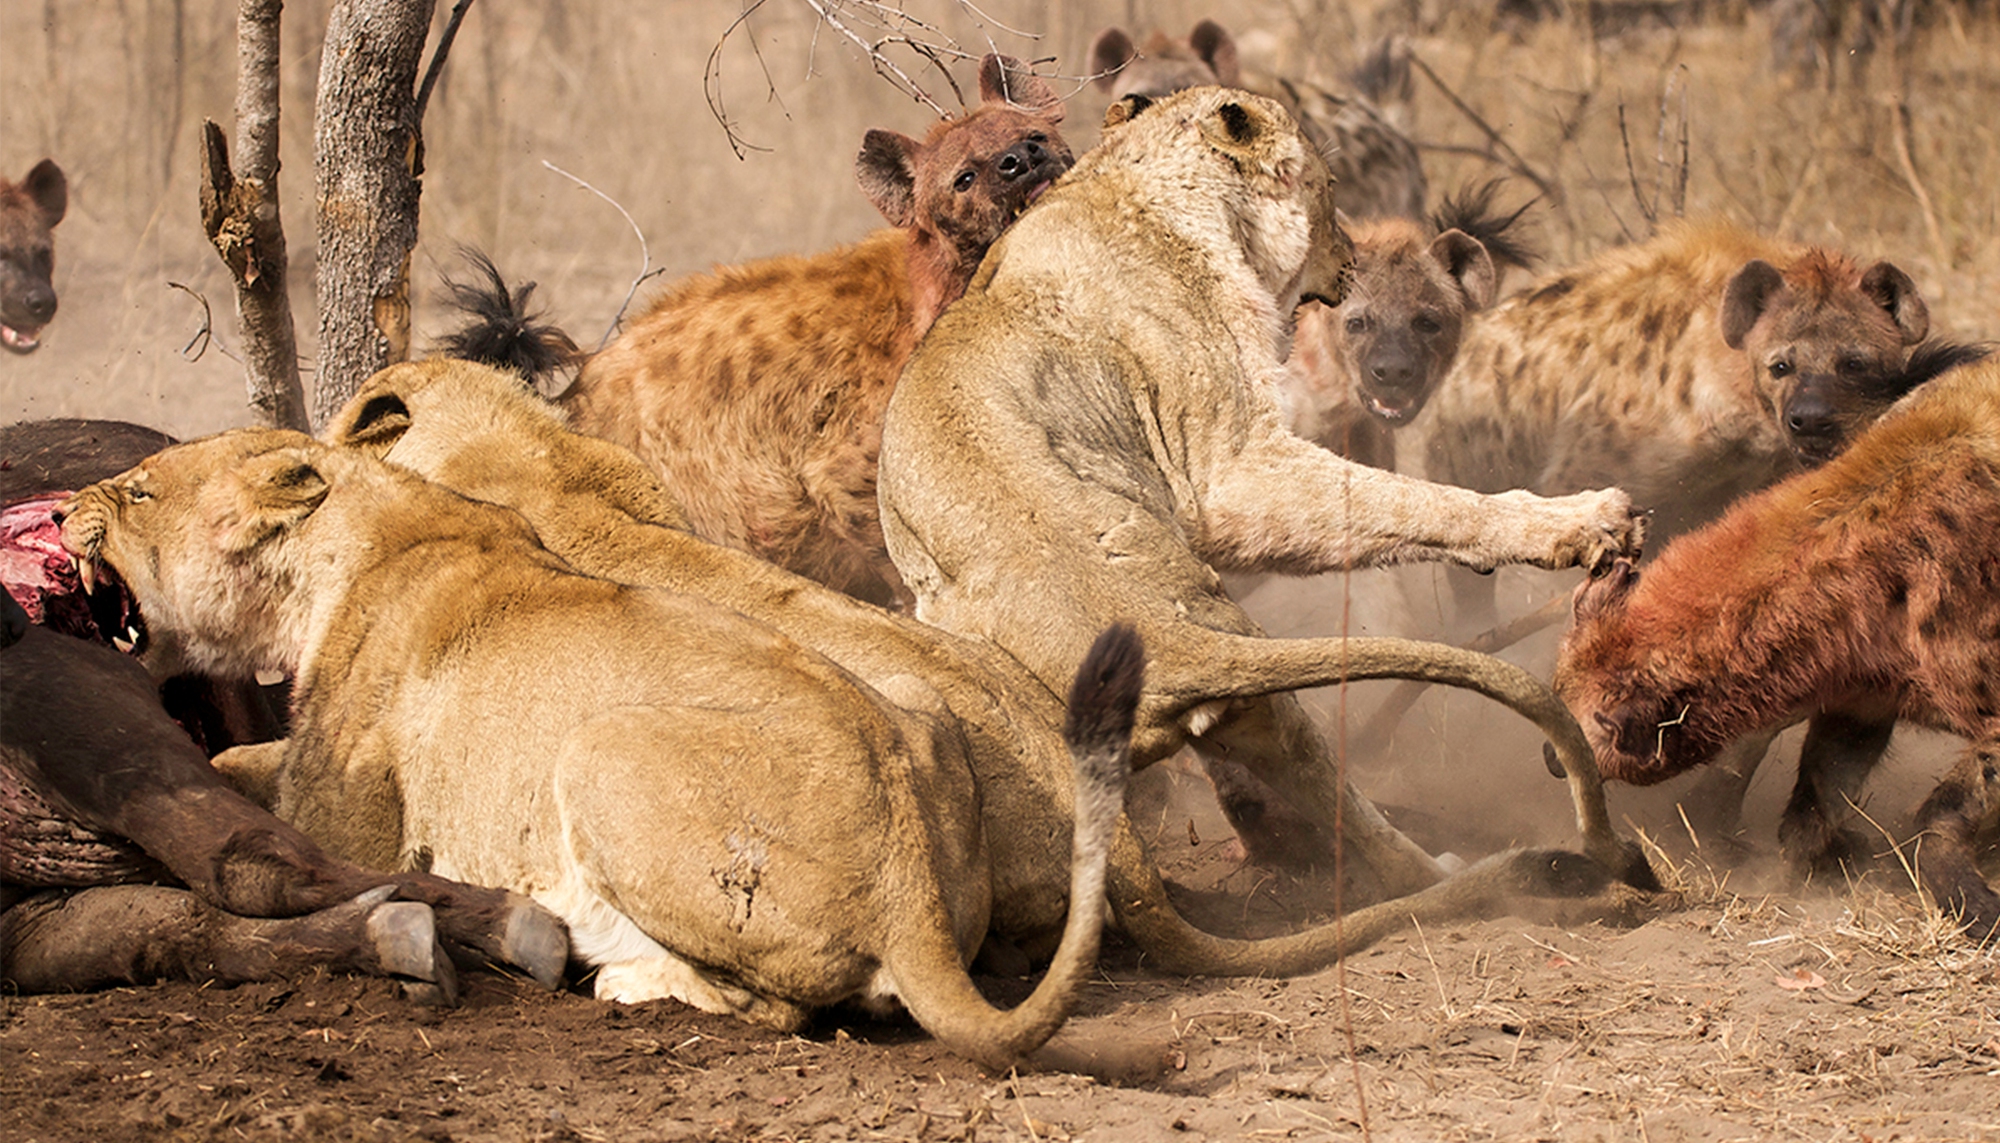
[561,55,1071,608]
[1285,181,1537,470]
[1555,356,2000,939]
[1090,20,1426,221]
[0,159,66,354]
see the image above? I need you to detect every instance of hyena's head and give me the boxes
[1090,20,1240,100]
[1720,248,1931,468]
[0,159,67,354]
[855,54,1073,334]
[1552,558,1726,785]
[1325,183,1539,426]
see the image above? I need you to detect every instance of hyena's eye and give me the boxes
[1345,315,1368,335]
[1769,359,1793,378]
[953,169,977,193]
[1412,314,1443,336]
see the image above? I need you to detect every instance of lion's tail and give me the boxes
[891,624,1142,1074]
[432,247,580,389]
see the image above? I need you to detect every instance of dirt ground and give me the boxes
[6,1,2000,1139]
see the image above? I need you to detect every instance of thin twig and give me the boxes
[1885,95,1950,269]
[541,160,660,350]
[1618,101,1656,227]
[414,0,476,133]
[1408,52,1563,206]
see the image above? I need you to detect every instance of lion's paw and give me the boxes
[1545,487,1645,572]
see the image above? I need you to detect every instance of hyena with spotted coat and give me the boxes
[0,159,66,355]
[1555,356,2000,940]
[561,56,1071,609]
[1089,20,1426,222]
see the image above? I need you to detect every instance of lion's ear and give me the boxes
[1102,93,1153,131]
[218,448,330,552]
[1198,100,1264,157]
[327,392,411,457]
[856,129,920,228]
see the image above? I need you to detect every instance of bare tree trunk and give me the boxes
[311,0,436,428]
[199,0,309,432]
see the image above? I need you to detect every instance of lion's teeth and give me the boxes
[112,634,134,653]
[75,558,97,595]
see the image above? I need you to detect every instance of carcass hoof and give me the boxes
[499,895,570,989]
[363,893,460,1006]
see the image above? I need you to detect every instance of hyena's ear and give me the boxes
[1571,556,1639,626]
[1858,261,1929,345]
[1187,20,1241,86]
[1430,229,1498,311]
[1719,259,1786,350]
[856,129,921,228]
[23,159,66,227]
[1101,93,1154,131]
[1089,27,1138,92]
[978,54,1063,122]
[219,447,330,552]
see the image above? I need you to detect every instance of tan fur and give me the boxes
[1412,219,1931,543]
[0,159,66,354]
[562,55,1071,608]
[1554,358,2000,937]
[1090,21,1426,220]
[56,431,1134,1072]
[326,358,1658,974]
[877,88,1647,896]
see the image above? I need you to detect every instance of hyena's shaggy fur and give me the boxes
[1411,220,1934,548]
[1285,181,1538,470]
[1089,20,1426,221]
[0,159,66,354]
[1555,356,2000,940]
[561,56,1071,608]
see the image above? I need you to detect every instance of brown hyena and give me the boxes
[1554,355,2000,940]
[0,159,66,354]
[1089,20,1426,221]
[1285,181,1538,470]
[558,55,1070,609]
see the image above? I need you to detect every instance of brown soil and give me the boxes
[7,825,1997,1143]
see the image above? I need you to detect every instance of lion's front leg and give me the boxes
[1199,430,1643,576]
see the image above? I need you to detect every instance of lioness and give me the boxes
[876,88,1645,896]
[324,355,1656,976]
[58,431,1138,1072]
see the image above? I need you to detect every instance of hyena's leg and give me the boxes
[1777,712,1896,877]
[1912,737,2000,943]
[0,884,458,1002]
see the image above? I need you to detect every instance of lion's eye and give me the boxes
[953,170,977,193]
[127,487,152,503]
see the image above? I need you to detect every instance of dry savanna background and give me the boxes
[3,1,1998,1140]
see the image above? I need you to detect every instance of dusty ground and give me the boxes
[6,835,1997,1143]
[6,1,2000,1140]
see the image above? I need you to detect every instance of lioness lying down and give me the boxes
[877,87,1648,896]
[57,431,1139,1072]
[322,356,1656,977]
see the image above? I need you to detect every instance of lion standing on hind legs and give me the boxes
[876,87,1649,900]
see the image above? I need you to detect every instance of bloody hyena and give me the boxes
[1554,355,2000,940]
[1089,20,1426,221]
[0,159,66,355]
[560,55,1072,609]
[1285,180,1538,471]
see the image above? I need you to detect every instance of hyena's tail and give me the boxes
[891,624,1143,1074]
[433,248,580,389]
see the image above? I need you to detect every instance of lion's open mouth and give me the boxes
[0,494,145,654]
[1,322,44,354]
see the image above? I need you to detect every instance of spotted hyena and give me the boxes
[0,159,66,355]
[560,55,1071,608]
[1285,180,1538,470]
[1089,20,1426,221]
[1555,354,2000,940]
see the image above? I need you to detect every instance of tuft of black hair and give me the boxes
[1063,624,1146,753]
[433,248,580,387]
[1430,179,1540,273]
[1890,339,1993,399]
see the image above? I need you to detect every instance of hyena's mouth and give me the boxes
[1365,393,1422,424]
[1,321,45,354]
